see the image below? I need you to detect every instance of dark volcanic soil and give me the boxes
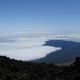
[0,56,80,80]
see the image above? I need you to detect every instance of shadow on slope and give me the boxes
[32,40,80,65]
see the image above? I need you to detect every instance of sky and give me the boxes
[0,0,80,34]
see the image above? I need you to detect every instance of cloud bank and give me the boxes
[0,38,61,61]
[0,33,80,61]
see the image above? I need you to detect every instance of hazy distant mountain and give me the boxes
[32,40,80,65]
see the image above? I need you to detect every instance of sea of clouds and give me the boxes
[0,33,80,61]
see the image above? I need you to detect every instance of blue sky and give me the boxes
[0,0,80,34]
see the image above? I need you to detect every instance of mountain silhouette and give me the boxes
[0,56,80,80]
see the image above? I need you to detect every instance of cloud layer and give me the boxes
[0,33,80,61]
[0,38,61,61]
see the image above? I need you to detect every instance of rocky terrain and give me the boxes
[0,56,80,80]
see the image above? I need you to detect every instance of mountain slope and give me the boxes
[0,56,80,80]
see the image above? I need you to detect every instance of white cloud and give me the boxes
[0,33,80,61]
[0,38,61,61]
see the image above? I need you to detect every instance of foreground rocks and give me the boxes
[0,56,80,80]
